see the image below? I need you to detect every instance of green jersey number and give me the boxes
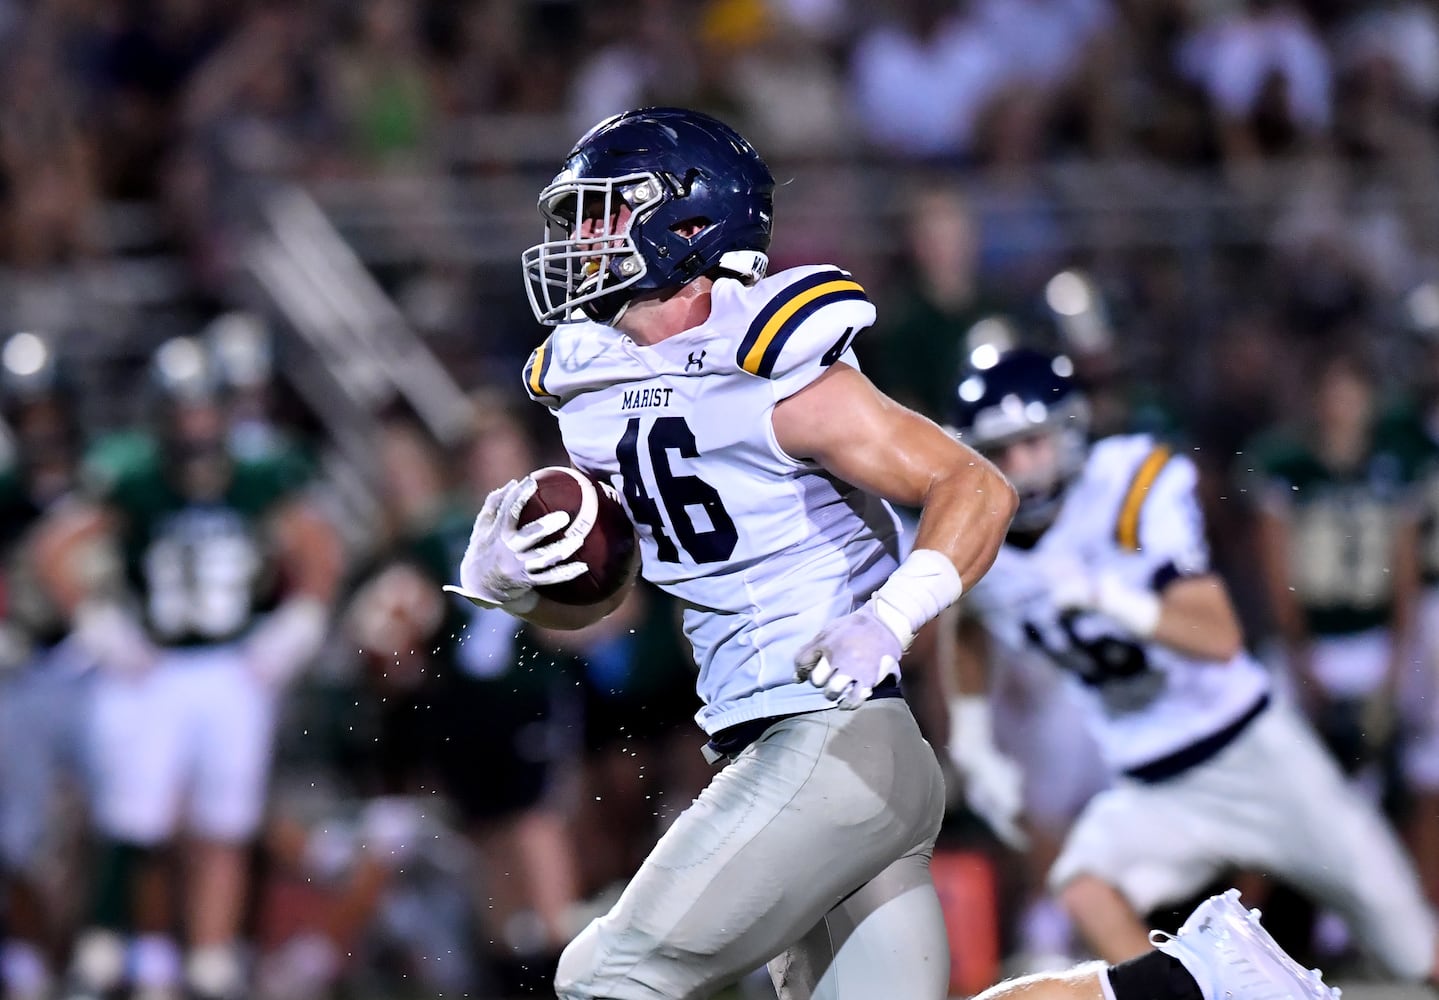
[1290,497,1393,610]
[143,511,263,641]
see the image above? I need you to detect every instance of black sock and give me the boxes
[1107,950,1204,1000]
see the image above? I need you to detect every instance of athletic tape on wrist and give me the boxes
[870,549,963,649]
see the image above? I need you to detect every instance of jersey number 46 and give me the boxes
[616,416,738,564]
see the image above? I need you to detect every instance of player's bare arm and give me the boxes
[940,607,991,701]
[936,607,1029,847]
[775,360,1015,710]
[240,497,346,689]
[28,498,120,616]
[1254,502,1313,681]
[1380,509,1421,713]
[772,361,1018,589]
[269,497,345,604]
[1146,574,1244,661]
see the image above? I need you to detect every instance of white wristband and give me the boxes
[869,548,964,650]
[1093,576,1162,639]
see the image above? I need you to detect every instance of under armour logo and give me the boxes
[686,350,706,372]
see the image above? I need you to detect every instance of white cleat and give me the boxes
[1151,888,1341,1000]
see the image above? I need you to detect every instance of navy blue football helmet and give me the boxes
[950,348,1091,533]
[523,107,775,326]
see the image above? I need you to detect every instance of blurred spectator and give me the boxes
[847,0,1006,162]
[1177,0,1333,181]
[0,332,89,1000]
[969,0,1121,158]
[170,4,335,285]
[325,0,435,170]
[1249,346,1419,806]
[862,182,1005,419]
[566,0,696,138]
[346,400,586,997]
[432,1,528,117]
[88,0,228,201]
[1375,324,1439,908]
[1332,1,1439,115]
[692,0,849,160]
[0,42,98,268]
[550,583,709,900]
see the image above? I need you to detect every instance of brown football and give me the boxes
[518,466,638,606]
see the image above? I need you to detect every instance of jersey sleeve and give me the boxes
[521,336,561,408]
[734,267,877,399]
[79,432,158,509]
[1119,447,1211,582]
[231,446,316,515]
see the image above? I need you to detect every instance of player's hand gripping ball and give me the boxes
[518,466,638,606]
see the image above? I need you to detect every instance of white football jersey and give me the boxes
[966,434,1271,773]
[522,265,902,734]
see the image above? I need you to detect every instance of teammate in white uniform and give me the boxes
[450,107,1341,1000]
[947,346,1439,984]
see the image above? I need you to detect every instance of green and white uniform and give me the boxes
[1251,435,1413,699]
[85,432,311,843]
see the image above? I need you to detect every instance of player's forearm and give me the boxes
[274,502,345,605]
[29,502,122,616]
[910,456,1019,592]
[1151,576,1244,661]
[1386,516,1421,668]
[1255,509,1308,644]
[944,610,991,699]
[863,460,1015,653]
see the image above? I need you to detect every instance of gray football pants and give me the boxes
[555,698,950,1000]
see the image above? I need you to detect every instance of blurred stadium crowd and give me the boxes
[4,0,1439,999]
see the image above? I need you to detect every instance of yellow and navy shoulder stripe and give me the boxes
[736,269,868,377]
[1115,444,1172,550]
[523,338,558,400]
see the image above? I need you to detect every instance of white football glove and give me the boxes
[794,602,902,710]
[443,477,588,613]
[948,696,1029,850]
[1044,559,1161,640]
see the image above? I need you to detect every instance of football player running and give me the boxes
[449,106,1342,1000]
[947,346,1439,986]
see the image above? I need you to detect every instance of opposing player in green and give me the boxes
[1250,350,1421,790]
[39,336,343,1000]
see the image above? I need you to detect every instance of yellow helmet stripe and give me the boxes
[1116,445,1172,550]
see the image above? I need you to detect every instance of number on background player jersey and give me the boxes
[615,416,738,564]
[1291,497,1393,609]
[143,511,263,641]
[1024,612,1163,713]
